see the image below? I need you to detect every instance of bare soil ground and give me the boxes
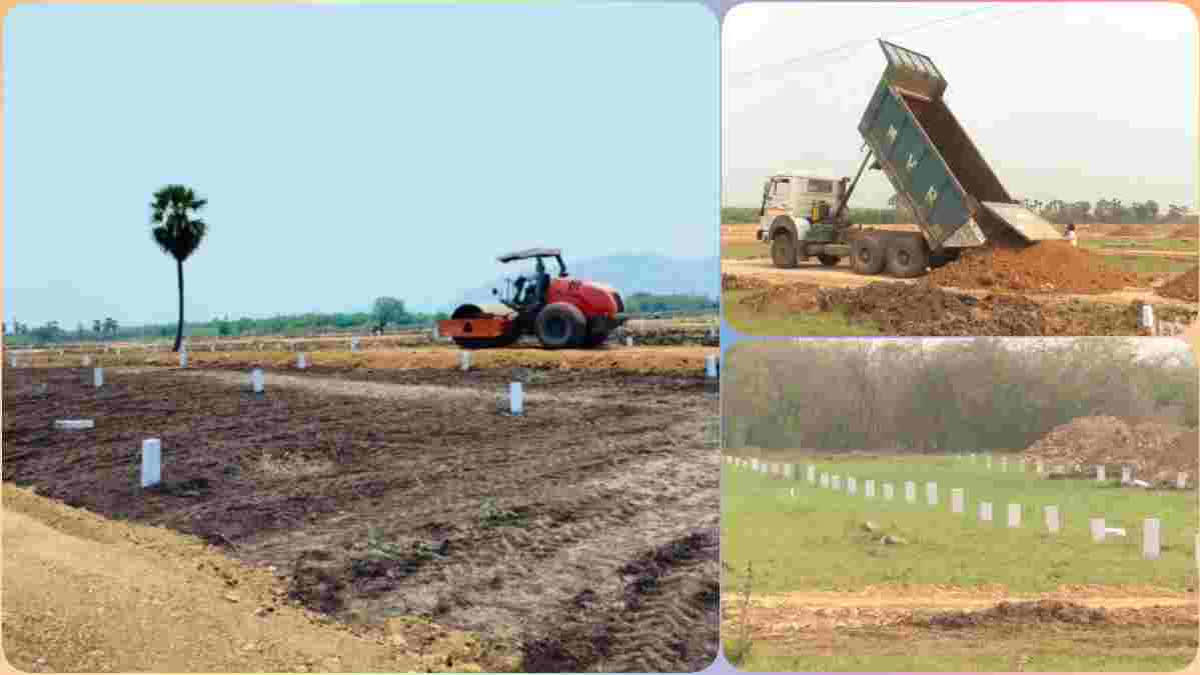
[2,361,720,672]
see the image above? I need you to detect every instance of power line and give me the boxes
[726,4,1047,85]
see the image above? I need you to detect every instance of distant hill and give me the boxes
[451,253,719,309]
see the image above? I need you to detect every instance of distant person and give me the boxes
[1065,223,1078,247]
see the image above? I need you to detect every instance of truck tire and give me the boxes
[817,254,841,267]
[851,235,886,275]
[886,235,930,278]
[770,231,798,269]
[535,303,586,349]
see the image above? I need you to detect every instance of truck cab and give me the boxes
[756,173,850,242]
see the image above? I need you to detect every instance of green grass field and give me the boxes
[722,455,1197,593]
[722,290,882,337]
[723,454,1198,671]
[1083,238,1199,252]
[1099,254,1196,279]
[721,242,767,260]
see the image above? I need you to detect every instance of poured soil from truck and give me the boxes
[928,242,1137,294]
[1157,265,1199,302]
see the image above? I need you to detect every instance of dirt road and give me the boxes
[3,363,720,672]
[722,257,1197,310]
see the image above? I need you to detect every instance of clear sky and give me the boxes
[723,2,1198,209]
[3,3,718,326]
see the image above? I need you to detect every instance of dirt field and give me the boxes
[2,356,720,672]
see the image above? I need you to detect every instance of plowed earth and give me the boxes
[2,365,719,672]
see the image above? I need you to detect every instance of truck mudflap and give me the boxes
[978,202,1065,242]
[437,317,513,339]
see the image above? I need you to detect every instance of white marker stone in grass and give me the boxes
[980,502,993,522]
[751,458,759,471]
[180,350,188,368]
[883,483,895,501]
[1122,466,1132,485]
[951,488,964,514]
[82,355,90,367]
[54,420,94,430]
[1096,465,1106,482]
[865,480,876,499]
[1007,504,1021,528]
[93,368,104,388]
[9,354,16,367]
[626,336,634,347]
[784,464,797,480]
[1091,518,1106,542]
[251,368,265,394]
[904,481,916,503]
[1178,473,1189,489]
[820,473,829,488]
[847,477,857,495]
[1044,505,1061,534]
[926,482,938,506]
[1036,460,1044,475]
[141,439,162,488]
[1141,519,1161,560]
[831,475,842,491]
[298,354,307,369]
[510,382,524,416]
[351,337,360,352]
[460,351,471,371]
[807,465,817,483]
[706,355,718,379]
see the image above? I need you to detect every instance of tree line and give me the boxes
[723,338,1197,453]
[722,199,1197,226]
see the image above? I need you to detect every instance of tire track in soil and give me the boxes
[2,365,719,672]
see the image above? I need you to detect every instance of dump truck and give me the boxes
[437,248,627,349]
[757,39,1064,278]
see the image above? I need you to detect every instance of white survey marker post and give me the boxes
[510,382,524,415]
[626,336,634,347]
[460,351,471,371]
[904,481,916,503]
[1122,467,1132,485]
[1179,473,1189,489]
[1144,519,1161,560]
[847,477,857,495]
[1007,504,1021,528]
[883,483,895,501]
[1096,465,1106,482]
[1045,505,1060,533]
[980,502,993,522]
[298,354,307,369]
[926,482,938,506]
[831,475,842,491]
[820,473,829,488]
[951,488,964,514]
[706,355,718,379]
[141,439,162,488]
[93,368,104,388]
[252,369,264,394]
[807,465,816,483]
[180,350,188,368]
[865,480,876,498]
[1091,518,1106,542]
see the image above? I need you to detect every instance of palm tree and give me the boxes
[150,185,208,352]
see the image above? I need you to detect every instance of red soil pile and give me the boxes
[1022,416,1195,482]
[738,282,821,313]
[1170,224,1199,239]
[817,281,1044,335]
[928,242,1138,294]
[1157,265,1199,302]
[722,274,770,291]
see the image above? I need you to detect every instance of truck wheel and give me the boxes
[817,254,841,267]
[535,303,586,349]
[770,232,798,269]
[851,236,886,275]
[886,235,930,278]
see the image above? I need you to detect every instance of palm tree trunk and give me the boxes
[174,259,184,352]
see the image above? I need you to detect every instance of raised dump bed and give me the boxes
[858,40,1063,251]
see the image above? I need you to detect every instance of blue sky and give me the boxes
[3,3,718,326]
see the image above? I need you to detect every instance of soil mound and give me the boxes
[1110,225,1144,237]
[914,600,1107,629]
[1170,224,1199,239]
[1157,265,1199,302]
[928,242,1137,294]
[738,283,821,314]
[1023,416,1194,482]
[722,273,770,291]
[817,282,1044,335]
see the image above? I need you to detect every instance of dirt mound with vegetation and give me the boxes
[928,242,1138,293]
[1023,416,1194,482]
[1157,265,1198,302]
[722,273,770,291]
[914,600,1107,629]
[1170,224,1200,238]
[737,283,822,314]
[817,281,1045,335]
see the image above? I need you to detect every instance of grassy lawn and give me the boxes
[737,625,1198,672]
[723,289,882,337]
[1083,238,1199,252]
[722,242,767,260]
[722,456,1197,593]
[1100,254,1196,278]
